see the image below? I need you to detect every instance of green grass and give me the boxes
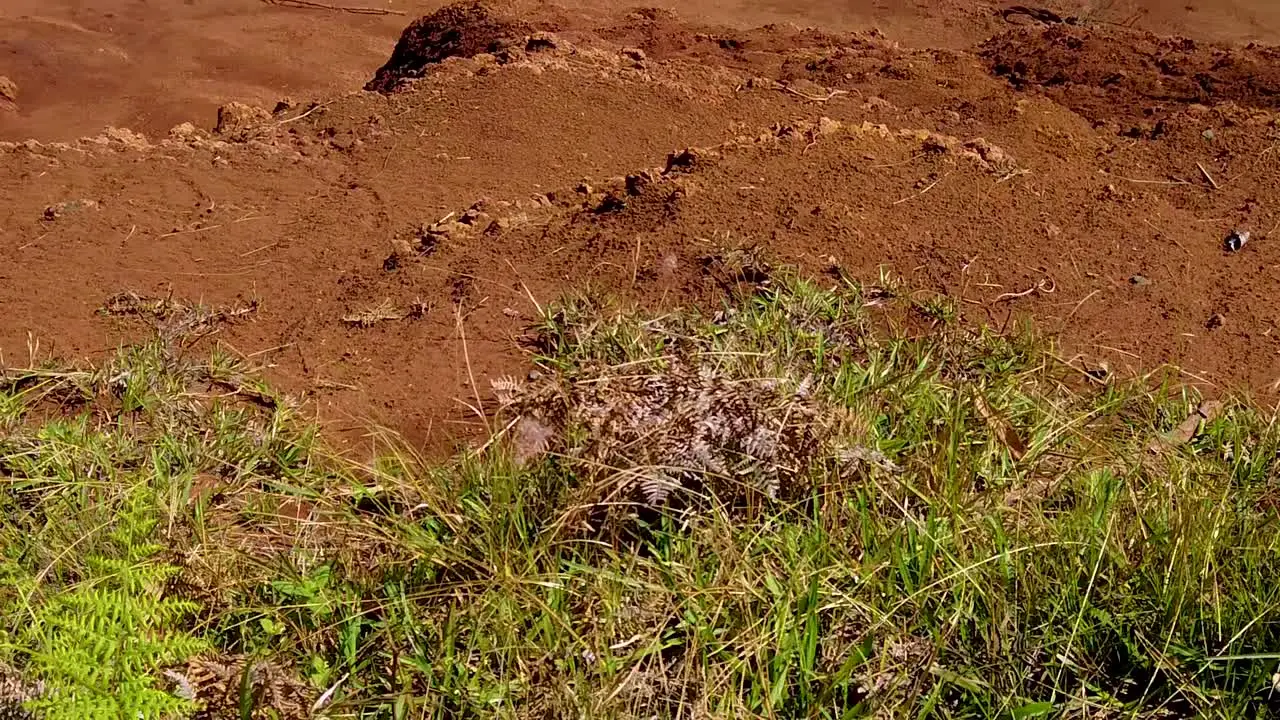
[2,275,1280,718]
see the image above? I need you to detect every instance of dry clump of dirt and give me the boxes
[214,102,273,142]
[80,126,151,151]
[366,0,547,92]
[0,77,16,112]
[0,110,303,159]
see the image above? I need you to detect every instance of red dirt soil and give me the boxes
[3,0,1280,452]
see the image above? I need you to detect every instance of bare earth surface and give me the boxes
[3,0,1280,451]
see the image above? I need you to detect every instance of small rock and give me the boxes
[391,236,415,257]
[1083,360,1110,381]
[964,138,1014,170]
[817,116,842,135]
[1129,274,1150,286]
[1206,313,1225,330]
[214,102,271,141]
[1224,229,1249,252]
[168,122,205,141]
[658,252,679,278]
[864,96,894,111]
[43,199,100,221]
[525,32,560,53]
[459,208,491,226]
[103,127,149,150]
[1202,128,1216,141]
[664,148,702,172]
[745,76,782,90]
[272,97,296,114]
[625,173,650,196]
[621,47,647,62]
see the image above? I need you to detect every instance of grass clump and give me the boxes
[3,276,1280,718]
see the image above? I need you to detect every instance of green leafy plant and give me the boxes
[20,498,208,720]
[4,280,1280,718]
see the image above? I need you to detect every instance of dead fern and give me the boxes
[100,291,258,340]
[491,374,524,406]
[495,357,837,528]
[166,655,311,720]
[342,299,408,327]
[0,664,42,720]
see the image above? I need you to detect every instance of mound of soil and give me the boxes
[6,1,1280,454]
[983,25,1280,126]
[592,7,856,63]
[366,1,542,93]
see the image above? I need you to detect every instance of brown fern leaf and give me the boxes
[0,664,41,720]
[502,357,835,523]
[174,655,312,720]
[490,374,524,406]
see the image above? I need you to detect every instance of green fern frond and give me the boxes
[17,493,209,719]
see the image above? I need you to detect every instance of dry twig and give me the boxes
[1196,162,1220,190]
[262,0,405,15]
[893,172,952,205]
[783,86,853,103]
[994,278,1056,303]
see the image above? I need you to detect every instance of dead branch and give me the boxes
[262,0,406,16]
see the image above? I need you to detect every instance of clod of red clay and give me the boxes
[0,76,16,111]
[42,198,100,221]
[214,102,272,141]
[365,0,541,93]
